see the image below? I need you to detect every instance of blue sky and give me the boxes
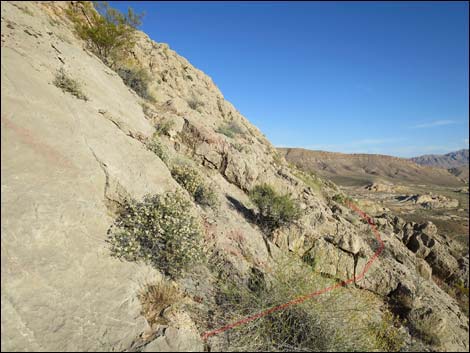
[111,1,469,157]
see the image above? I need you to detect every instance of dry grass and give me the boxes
[432,275,469,317]
[204,254,406,352]
[53,68,88,101]
[138,280,183,327]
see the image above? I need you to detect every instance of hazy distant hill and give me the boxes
[410,149,469,169]
[278,148,465,187]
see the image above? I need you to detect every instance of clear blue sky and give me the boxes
[111,1,469,157]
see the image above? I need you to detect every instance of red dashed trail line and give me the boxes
[201,201,385,341]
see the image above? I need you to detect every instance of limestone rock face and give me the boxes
[1,2,179,351]
[142,327,204,352]
[309,239,355,280]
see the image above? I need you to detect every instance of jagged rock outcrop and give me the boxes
[365,181,396,193]
[1,2,468,352]
[397,193,459,209]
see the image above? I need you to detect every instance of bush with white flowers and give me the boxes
[107,191,204,277]
[171,165,218,209]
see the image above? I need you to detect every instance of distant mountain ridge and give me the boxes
[410,149,469,169]
[278,148,465,187]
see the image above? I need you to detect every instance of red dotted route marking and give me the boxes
[201,201,385,341]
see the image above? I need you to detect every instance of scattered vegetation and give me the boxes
[272,151,284,166]
[291,167,323,195]
[187,96,205,111]
[67,1,144,67]
[410,310,442,346]
[138,280,182,327]
[433,275,469,317]
[453,281,469,317]
[216,121,245,138]
[194,184,218,208]
[249,184,301,233]
[53,68,88,101]
[209,255,406,351]
[232,142,250,153]
[107,192,204,278]
[155,120,175,136]
[146,136,168,164]
[332,193,354,206]
[171,165,203,196]
[171,165,218,209]
[116,66,153,100]
[11,2,34,16]
[367,311,406,351]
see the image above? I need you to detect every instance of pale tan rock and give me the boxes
[416,258,432,280]
[142,327,203,352]
[310,239,355,280]
[1,2,177,351]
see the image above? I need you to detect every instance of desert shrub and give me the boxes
[146,137,168,164]
[301,251,316,270]
[138,280,182,327]
[208,255,403,352]
[433,276,469,317]
[291,168,323,194]
[53,68,88,101]
[249,184,301,232]
[171,165,203,196]
[171,165,218,208]
[216,121,245,138]
[67,1,144,67]
[367,311,406,351]
[453,281,469,317]
[194,184,219,208]
[187,97,205,110]
[232,142,250,153]
[409,310,443,346]
[155,120,175,136]
[116,66,152,100]
[272,151,284,166]
[332,193,354,206]
[11,3,33,16]
[107,192,204,278]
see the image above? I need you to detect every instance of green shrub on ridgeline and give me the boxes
[66,1,144,67]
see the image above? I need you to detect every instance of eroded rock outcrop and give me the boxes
[397,193,459,209]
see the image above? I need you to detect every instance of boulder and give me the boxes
[309,239,355,280]
[142,327,204,352]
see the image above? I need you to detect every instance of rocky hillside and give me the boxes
[279,147,465,187]
[1,2,469,352]
[448,165,469,183]
[411,149,469,169]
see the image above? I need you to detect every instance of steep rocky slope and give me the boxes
[1,2,468,351]
[279,147,465,187]
[449,165,470,183]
